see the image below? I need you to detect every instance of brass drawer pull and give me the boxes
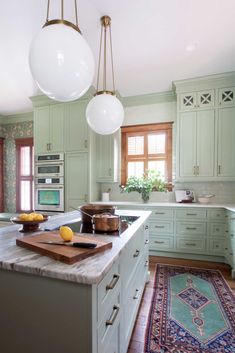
[185,243,196,246]
[186,227,197,230]
[106,305,120,326]
[186,213,197,216]
[154,241,164,244]
[106,274,120,291]
[155,212,165,215]
[145,239,149,244]
[133,250,140,258]
[155,225,165,228]
[133,289,139,300]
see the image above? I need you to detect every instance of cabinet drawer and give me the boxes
[121,228,143,287]
[207,209,226,221]
[98,290,121,353]
[175,209,207,220]
[150,236,174,251]
[122,254,147,349]
[208,238,225,254]
[176,237,206,253]
[149,220,174,234]
[148,208,174,219]
[208,223,225,237]
[97,261,120,323]
[176,221,206,235]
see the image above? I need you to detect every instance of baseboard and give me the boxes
[149,250,225,263]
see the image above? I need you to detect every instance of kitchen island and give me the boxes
[0,209,151,353]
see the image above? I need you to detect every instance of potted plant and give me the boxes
[120,170,167,202]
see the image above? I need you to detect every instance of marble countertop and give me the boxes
[0,210,151,285]
[92,201,235,212]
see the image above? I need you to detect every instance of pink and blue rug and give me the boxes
[145,264,235,353]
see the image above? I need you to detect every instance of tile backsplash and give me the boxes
[100,181,235,204]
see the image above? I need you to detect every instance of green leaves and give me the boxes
[120,170,166,197]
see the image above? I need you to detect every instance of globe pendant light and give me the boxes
[29,0,95,102]
[86,16,124,135]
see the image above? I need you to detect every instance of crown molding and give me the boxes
[120,90,176,107]
[0,112,33,125]
[30,87,96,107]
[172,71,235,93]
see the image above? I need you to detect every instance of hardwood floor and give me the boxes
[127,256,235,353]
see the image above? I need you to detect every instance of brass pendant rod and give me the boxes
[109,25,116,93]
[103,24,107,91]
[61,0,64,20]
[74,0,79,27]
[46,0,50,22]
[96,24,103,91]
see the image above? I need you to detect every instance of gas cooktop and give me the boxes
[59,215,139,236]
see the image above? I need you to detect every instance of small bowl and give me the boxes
[197,195,214,204]
[11,215,49,232]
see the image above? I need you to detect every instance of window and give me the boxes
[121,123,173,184]
[15,138,34,212]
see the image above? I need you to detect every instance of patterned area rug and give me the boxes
[145,264,235,353]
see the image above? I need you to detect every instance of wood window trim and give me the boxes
[15,138,34,212]
[121,123,173,187]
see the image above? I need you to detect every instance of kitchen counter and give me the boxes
[0,209,151,285]
[92,201,235,212]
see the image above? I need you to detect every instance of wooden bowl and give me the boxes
[11,215,49,233]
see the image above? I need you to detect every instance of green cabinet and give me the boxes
[64,101,88,152]
[96,133,118,182]
[178,109,215,178]
[34,104,64,154]
[225,211,235,270]
[174,75,235,181]
[180,89,215,110]
[65,152,88,210]
[217,106,235,177]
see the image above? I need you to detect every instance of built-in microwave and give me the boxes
[35,162,64,178]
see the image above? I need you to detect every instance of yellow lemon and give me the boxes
[59,226,73,242]
[30,212,37,220]
[24,214,34,221]
[19,213,29,221]
[34,214,44,221]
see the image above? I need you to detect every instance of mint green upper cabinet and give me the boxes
[96,133,118,182]
[218,87,235,107]
[178,110,215,179]
[217,106,235,177]
[179,111,196,177]
[65,152,88,210]
[64,101,88,152]
[34,104,64,154]
[180,90,214,111]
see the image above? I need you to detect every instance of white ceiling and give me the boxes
[0,0,235,115]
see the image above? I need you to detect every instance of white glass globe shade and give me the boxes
[29,23,95,102]
[86,94,124,135]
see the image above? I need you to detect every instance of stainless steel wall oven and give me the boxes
[34,153,64,212]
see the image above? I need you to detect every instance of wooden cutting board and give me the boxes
[16,232,112,264]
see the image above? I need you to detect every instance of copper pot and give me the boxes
[80,204,116,224]
[92,213,120,232]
